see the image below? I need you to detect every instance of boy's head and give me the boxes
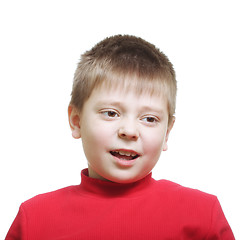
[70,35,176,125]
[69,35,177,183]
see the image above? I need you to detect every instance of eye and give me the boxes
[141,116,159,124]
[101,110,119,119]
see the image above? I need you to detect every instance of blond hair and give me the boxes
[70,35,177,123]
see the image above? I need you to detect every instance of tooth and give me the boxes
[115,150,137,157]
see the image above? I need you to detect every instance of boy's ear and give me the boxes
[68,105,81,139]
[163,117,175,151]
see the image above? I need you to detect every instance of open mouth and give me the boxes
[110,150,140,161]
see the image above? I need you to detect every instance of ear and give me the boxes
[68,105,81,139]
[163,117,175,151]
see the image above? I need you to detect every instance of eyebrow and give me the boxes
[96,100,123,108]
[140,106,164,114]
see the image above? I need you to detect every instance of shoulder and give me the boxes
[21,185,80,210]
[150,180,235,238]
[154,179,215,196]
[152,179,217,206]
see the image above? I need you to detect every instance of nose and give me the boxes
[118,118,139,141]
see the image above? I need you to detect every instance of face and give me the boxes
[69,85,174,183]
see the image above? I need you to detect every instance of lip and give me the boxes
[110,149,141,167]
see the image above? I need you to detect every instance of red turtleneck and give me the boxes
[5,169,234,239]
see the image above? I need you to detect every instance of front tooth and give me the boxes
[117,151,136,157]
[118,151,129,156]
[117,151,123,155]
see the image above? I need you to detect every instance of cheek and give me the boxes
[143,130,166,156]
[81,122,113,151]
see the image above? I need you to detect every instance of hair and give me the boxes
[70,35,177,124]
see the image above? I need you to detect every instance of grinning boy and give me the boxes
[5,35,235,239]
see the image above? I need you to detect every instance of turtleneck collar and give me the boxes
[78,168,155,199]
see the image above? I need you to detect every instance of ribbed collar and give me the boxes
[78,168,154,199]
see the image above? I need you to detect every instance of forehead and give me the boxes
[88,81,169,112]
[94,72,168,99]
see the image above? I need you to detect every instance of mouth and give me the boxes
[110,149,140,161]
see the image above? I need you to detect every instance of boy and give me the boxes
[5,35,235,239]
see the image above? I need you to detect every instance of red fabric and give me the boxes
[6,169,235,239]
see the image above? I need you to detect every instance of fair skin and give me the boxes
[68,84,174,183]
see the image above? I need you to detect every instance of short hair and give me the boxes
[70,35,177,123]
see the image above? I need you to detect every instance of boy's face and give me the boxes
[69,84,174,183]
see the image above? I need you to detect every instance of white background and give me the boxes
[0,0,239,238]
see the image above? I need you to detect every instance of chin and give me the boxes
[106,170,146,184]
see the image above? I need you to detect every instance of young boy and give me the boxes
[5,35,235,239]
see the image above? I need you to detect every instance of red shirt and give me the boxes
[5,169,235,239]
